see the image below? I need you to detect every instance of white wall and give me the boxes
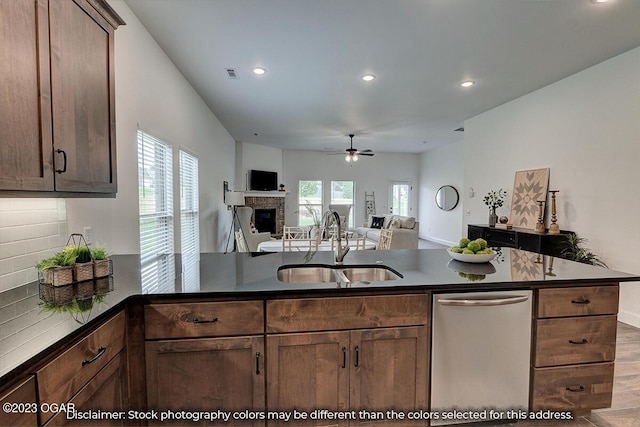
[462,46,640,327]
[282,150,419,227]
[418,141,464,246]
[235,142,283,191]
[66,0,236,254]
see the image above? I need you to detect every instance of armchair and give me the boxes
[235,206,272,252]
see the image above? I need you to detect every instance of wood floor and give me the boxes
[510,322,640,426]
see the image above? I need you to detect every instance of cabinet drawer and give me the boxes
[534,315,617,367]
[484,229,516,247]
[537,286,619,318]
[44,352,126,426]
[145,301,264,339]
[267,294,429,333]
[0,376,37,427]
[531,362,614,412]
[37,311,125,423]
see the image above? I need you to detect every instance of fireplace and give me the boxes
[243,196,285,237]
[254,208,277,234]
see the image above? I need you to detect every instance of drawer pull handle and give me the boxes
[55,149,67,174]
[354,345,360,367]
[571,299,591,305]
[186,316,219,324]
[82,346,106,366]
[255,352,261,375]
[341,346,346,368]
[566,386,585,393]
[569,339,589,345]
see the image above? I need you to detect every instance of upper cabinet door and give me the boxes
[0,0,54,191]
[49,0,117,193]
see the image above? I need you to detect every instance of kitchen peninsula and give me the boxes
[1,249,638,426]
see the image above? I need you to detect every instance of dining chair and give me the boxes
[377,229,393,250]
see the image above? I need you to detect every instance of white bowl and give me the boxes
[447,248,497,264]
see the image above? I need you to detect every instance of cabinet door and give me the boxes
[0,0,54,191]
[0,376,37,427]
[49,0,117,193]
[267,331,350,427]
[146,336,265,426]
[44,352,126,426]
[349,327,428,427]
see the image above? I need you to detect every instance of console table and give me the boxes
[467,224,574,258]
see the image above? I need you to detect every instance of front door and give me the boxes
[388,181,412,216]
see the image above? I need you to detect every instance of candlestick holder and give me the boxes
[548,190,560,234]
[535,200,545,233]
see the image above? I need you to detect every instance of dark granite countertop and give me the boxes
[1,248,638,383]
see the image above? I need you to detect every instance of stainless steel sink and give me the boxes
[340,267,400,282]
[276,266,340,283]
[277,264,402,284]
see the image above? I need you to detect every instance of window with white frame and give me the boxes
[298,180,323,227]
[179,149,199,292]
[179,150,199,256]
[137,129,175,292]
[330,180,355,228]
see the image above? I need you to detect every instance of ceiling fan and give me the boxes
[330,134,375,162]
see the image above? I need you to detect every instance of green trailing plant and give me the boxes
[561,234,607,268]
[91,245,109,260]
[35,250,77,271]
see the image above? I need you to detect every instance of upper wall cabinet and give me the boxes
[0,0,124,196]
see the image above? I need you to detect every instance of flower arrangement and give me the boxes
[483,189,507,210]
[299,201,323,227]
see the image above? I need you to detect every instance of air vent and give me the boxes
[226,68,238,79]
[454,127,464,132]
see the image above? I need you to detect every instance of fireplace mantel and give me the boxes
[244,191,288,198]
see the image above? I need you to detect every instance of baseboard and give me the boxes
[618,309,640,328]
[420,234,456,247]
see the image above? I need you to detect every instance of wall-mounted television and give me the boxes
[249,169,278,191]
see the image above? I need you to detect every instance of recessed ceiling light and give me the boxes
[252,67,266,75]
[460,80,475,88]
[591,0,609,3]
[361,74,376,82]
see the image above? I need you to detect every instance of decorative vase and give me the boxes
[488,207,498,227]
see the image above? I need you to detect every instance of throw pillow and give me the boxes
[389,218,401,229]
[400,217,416,229]
[370,216,385,229]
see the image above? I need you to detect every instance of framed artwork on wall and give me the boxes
[510,168,550,229]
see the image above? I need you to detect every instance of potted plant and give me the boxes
[36,250,76,286]
[561,234,607,267]
[483,189,507,227]
[91,245,111,278]
[63,245,94,282]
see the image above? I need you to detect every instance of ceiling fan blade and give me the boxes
[360,152,375,156]
[360,149,374,153]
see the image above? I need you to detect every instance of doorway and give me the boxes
[388,181,412,216]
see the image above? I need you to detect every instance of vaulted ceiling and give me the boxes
[125,0,640,153]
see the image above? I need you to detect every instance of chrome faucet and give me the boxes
[329,210,350,264]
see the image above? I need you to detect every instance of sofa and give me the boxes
[356,214,419,249]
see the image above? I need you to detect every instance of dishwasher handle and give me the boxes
[438,295,530,307]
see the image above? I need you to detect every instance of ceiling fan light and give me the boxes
[352,154,358,161]
[345,154,351,162]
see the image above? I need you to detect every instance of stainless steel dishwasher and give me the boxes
[431,290,532,425]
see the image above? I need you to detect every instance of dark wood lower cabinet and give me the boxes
[145,336,265,426]
[44,352,127,426]
[0,376,38,427]
[266,327,428,427]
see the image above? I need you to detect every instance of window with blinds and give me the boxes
[179,150,199,256]
[137,130,174,269]
[179,150,200,292]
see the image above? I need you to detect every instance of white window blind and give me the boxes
[179,150,200,292]
[137,130,174,267]
[179,150,199,256]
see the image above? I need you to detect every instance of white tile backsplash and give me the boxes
[0,199,67,293]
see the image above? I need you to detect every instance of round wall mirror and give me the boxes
[435,185,459,211]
